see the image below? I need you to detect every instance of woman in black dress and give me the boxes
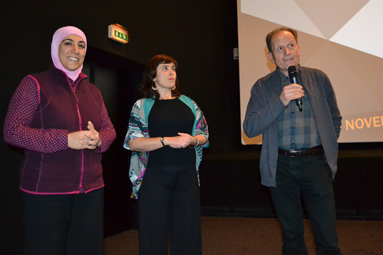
[124,54,209,255]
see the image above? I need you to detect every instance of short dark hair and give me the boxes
[139,54,181,99]
[266,27,298,53]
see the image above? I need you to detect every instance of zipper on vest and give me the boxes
[73,91,79,104]
[79,150,85,193]
[72,87,85,194]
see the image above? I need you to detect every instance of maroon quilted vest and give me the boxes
[20,65,104,194]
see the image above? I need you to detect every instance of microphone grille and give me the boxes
[288,65,297,73]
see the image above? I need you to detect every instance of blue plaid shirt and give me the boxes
[277,70,321,150]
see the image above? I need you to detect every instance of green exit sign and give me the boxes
[114,30,128,42]
[108,24,129,44]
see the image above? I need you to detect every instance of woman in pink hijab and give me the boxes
[4,26,116,255]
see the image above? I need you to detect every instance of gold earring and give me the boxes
[151,81,157,91]
[171,85,176,90]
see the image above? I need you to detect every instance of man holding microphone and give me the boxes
[244,27,342,255]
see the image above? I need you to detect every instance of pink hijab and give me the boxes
[51,26,87,81]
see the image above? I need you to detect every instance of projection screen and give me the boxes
[238,0,383,144]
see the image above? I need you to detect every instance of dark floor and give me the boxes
[104,216,383,254]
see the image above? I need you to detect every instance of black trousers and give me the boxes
[138,164,202,255]
[22,188,104,255]
[270,155,342,255]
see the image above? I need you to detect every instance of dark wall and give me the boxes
[0,1,239,253]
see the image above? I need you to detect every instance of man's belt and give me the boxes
[278,145,324,157]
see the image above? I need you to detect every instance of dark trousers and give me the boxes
[270,155,342,255]
[22,188,104,255]
[138,164,202,255]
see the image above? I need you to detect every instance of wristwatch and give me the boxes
[160,137,165,147]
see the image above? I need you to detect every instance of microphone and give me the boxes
[288,65,303,111]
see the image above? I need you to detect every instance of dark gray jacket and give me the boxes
[243,66,342,187]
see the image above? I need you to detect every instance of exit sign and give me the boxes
[108,24,129,44]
